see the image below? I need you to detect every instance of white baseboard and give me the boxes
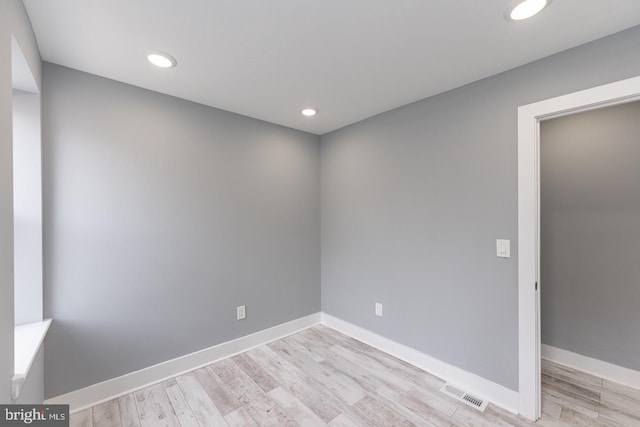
[321,313,519,414]
[542,344,640,390]
[46,312,321,412]
[47,310,521,416]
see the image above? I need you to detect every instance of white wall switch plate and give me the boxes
[496,239,511,258]
[237,305,246,320]
[375,302,383,317]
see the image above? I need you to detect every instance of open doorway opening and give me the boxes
[540,101,640,368]
[539,100,640,424]
[517,75,640,420]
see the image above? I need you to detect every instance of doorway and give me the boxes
[516,75,640,420]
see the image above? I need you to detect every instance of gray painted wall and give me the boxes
[42,64,320,398]
[540,101,640,371]
[321,25,640,391]
[0,0,42,404]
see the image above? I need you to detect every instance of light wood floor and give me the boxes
[69,325,640,426]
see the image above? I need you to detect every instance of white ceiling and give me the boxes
[23,0,640,135]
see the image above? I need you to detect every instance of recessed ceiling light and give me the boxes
[301,108,317,117]
[509,0,549,21]
[147,50,177,68]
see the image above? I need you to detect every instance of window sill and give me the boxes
[12,318,52,400]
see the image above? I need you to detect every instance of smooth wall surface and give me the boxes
[540,101,640,371]
[13,90,43,326]
[0,0,41,404]
[42,64,320,398]
[321,25,640,391]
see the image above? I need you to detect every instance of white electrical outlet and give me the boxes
[237,305,246,320]
[375,302,383,317]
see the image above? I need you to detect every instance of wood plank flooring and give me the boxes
[70,326,640,426]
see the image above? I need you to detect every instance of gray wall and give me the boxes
[540,101,640,371]
[42,64,320,398]
[0,0,42,404]
[321,25,640,391]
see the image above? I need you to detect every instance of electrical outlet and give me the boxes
[237,305,246,320]
[375,302,383,317]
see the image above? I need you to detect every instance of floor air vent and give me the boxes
[441,383,489,412]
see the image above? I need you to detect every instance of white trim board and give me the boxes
[46,312,321,412]
[13,318,52,400]
[321,313,519,414]
[49,311,521,416]
[517,74,640,421]
[542,345,640,391]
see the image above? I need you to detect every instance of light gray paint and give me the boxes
[13,90,43,326]
[321,26,640,391]
[42,64,320,398]
[0,0,42,404]
[540,101,640,371]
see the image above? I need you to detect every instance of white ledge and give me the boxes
[12,318,52,400]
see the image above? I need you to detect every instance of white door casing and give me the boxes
[517,75,640,420]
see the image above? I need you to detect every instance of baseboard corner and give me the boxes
[45,311,321,412]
